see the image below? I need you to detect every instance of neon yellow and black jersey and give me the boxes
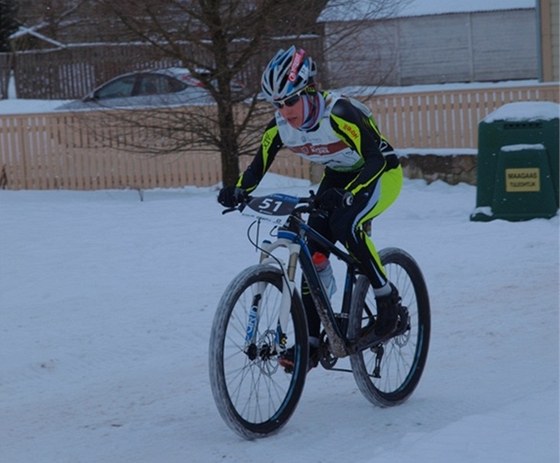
[236,91,397,196]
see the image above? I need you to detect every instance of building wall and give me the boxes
[324,9,538,87]
[398,14,474,85]
[321,20,398,87]
[540,0,560,81]
[471,10,537,81]
[553,0,560,81]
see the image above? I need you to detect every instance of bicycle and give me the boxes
[209,192,431,440]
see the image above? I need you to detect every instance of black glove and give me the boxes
[315,188,354,211]
[218,186,246,207]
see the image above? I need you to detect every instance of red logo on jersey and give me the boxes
[290,141,347,156]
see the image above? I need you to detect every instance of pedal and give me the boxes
[319,331,338,369]
[278,357,294,374]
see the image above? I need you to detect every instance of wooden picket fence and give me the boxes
[0,109,310,190]
[0,82,558,190]
[371,83,559,148]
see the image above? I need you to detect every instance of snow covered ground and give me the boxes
[1,174,558,462]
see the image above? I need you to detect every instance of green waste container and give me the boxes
[471,102,559,222]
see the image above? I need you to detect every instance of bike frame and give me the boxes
[257,211,363,359]
[212,194,430,439]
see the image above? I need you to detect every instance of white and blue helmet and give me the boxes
[260,46,317,103]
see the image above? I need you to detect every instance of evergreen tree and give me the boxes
[0,0,19,52]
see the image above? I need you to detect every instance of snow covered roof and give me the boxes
[9,26,66,48]
[318,0,536,22]
[394,0,535,18]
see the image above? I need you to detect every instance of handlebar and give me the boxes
[221,191,319,216]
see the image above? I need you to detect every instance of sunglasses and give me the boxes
[272,91,304,109]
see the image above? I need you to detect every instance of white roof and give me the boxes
[319,0,536,22]
[9,26,66,48]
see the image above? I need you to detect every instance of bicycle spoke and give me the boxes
[349,248,430,406]
[209,266,308,438]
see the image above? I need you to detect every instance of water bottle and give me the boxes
[312,252,337,298]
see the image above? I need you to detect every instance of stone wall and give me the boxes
[396,150,478,185]
[308,151,478,185]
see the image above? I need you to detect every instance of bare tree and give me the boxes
[15,0,408,184]
[80,0,328,185]
[0,0,18,52]
[13,0,91,42]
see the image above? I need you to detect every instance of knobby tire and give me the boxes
[209,265,309,439]
[348,247,431,407]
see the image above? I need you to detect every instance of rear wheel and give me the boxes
[349,248,430,406]
[209,265,308,439]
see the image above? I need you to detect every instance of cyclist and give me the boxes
[218,46,403,369]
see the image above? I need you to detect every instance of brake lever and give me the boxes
[221,195,252,215]
[294,190,321,215]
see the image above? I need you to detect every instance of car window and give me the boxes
[137,74,187,96]
[167,76,188,93]
[137,75,161,96]
[95,75,137,99]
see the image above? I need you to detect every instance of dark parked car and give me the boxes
[56,67,246,111]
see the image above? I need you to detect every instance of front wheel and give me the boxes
[349,248,431,407]
[209,265,309,439]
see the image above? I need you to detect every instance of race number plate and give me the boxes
[241,194,299,224]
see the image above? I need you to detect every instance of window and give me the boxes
[137,74,187,96]
[95,75,136,99]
